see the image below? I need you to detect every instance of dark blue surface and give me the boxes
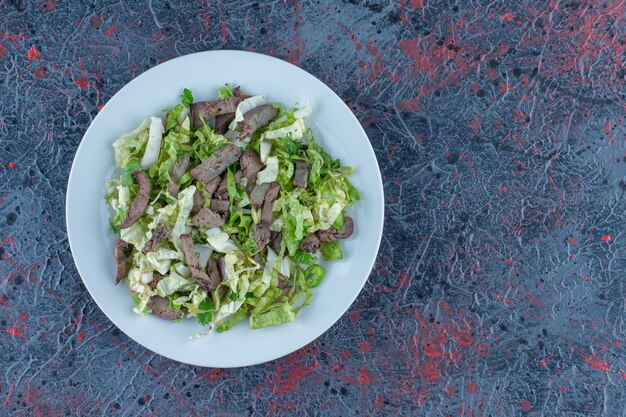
[1,1,626,416]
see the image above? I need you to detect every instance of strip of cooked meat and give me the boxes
[115,239,130,284]
[148,296,183,320]
[191,208,226,228]
[180,234,220,291]
[300,234,320,253]
[250,182,270,210]
[261,182,280,225]
[252,223,271,251]
[270,231,282,254]
[190,96,242,129]
[214,112,235,134]
[119,171,151,229]
[210,198,230,213]
[293,161,311,189]
[240,150,264,190]
[238,104,279,138]
[143,224,170,254]
[190,143,242,183]
[171,153,190,183]
[317,216,355,242]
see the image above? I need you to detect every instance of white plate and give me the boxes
[66,50,384,367]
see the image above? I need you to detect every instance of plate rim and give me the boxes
[65,50,385,367]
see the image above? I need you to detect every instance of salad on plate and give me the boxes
[106,84,359,332]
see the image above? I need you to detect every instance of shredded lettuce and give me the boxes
[256,156,279,184]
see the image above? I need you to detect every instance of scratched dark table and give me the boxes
[1,0,626,416]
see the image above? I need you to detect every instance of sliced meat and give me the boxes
[240,151,264,189]
[148,272,160,290]
[317,216,355,242]
[336,216,355,239]
[293,161,311,189]
[261,182,280,225]
[190,97,242,129]
[148,296,183,320]
[210,198,230,213]
[115,239,129,285]
[218,257,228,281]
[250,182,270,210]
[233,86,248,99]
[192,188,205,213]
[238,104,279,138]
[171,153,190,183]
[270,231,282,254]
[167,182,180,197]
[180,234,220,292]
[203,176,221,196]
[214,112,235,134]
[300,234,320,253]
[252,223,271,251]
[143,224,170,254]
[207,259,221,284]
[119,171,151,229]
[191,208,226,228]
[216,174,228,197]
[190,143,242,183]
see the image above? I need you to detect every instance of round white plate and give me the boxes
[66,50,384,367]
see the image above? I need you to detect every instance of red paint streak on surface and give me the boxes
[603,120,611,131]
[503,297,514,305]
[468,117,481,137]
[500,12,516,22]
[586,354,611,372]
[34,67,46,79]
[75,76,89,89]
[0,45,7,59]
[349,310,359,323]
[357,368,373,384]
[202,368,225,380]
[24,386,39,403]
[421,358,441,382]
[466,381,478,394]
[620,369,626,379]
[397,272,413,288]
[77,331,86,342]
[539,357,549,368]
[358,341,372,352]
[3,378,16,408]
[7,325,26,340]
[409,0,425,8]
[26,46,40,61]
[89,15,104,28]
[521,400,531,412]
[105,26,116,37]
[220,21,229,43]
[568,236,578,245]
[8,161,17,168]
[398,97,420,112]
[18,311,29,322]
[444,386,456,397]
[373,395,385,410]
[601,235,611,242]
[0,296,8,307]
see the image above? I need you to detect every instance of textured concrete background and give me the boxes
[1,0,626,416]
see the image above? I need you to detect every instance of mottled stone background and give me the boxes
[1,0,626,416]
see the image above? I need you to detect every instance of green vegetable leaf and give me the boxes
[167,105,184,131]
[305,264,325,288]
[250,302,295,329]
[197,298,215,326]
[320,241,343,261]
[181,88,194,107]
[292,250,317,265]
[217,84,234,99]
[217,306,247,332]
